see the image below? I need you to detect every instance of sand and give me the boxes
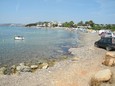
[0,32,115,86]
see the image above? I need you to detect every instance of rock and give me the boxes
[19,63,25,66]
[16,65,31,72]
[71,57,79,61]
[102,52,115,66]
[108,58,114,66]
[106,52,115,57]
[30,65,38,69]
[0,67,7,75]
[11,65,16,74]
[114,59,115,64]
[91,69,112,86]
[16,62,31,72]
[11,65,16,69]
[94,69,112,82]
[22,66,31,72]
[68,48,77,55]
[93,69,112,82]
[39,63,48,69]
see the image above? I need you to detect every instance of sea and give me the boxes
[0,26,78,66]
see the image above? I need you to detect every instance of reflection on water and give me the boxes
[0,26,78,66]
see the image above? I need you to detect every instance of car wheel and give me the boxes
[106,46,111,51]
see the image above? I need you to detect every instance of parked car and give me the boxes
[94,37,115,51]
[98,30,111,35]
[100,32,115,38]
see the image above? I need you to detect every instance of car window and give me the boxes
[102,38,111,43]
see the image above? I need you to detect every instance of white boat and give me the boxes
[14,36,24,40]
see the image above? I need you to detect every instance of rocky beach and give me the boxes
[0,32,115,86]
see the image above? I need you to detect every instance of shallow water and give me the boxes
[0,26,78,66]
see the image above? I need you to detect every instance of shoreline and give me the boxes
[0,27,80,74]
[1,31,115,86]
[0,26,79,68]
[0,30,98,72]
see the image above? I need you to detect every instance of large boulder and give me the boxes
[102,52,115,66]
[91,69,112,86]
[106,52,115,57]
[93,69,112,82]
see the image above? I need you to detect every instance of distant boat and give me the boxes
[14,36,24,40]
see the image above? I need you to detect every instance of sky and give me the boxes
[0,0,115,24]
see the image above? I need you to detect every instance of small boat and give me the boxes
[14,36,24,40]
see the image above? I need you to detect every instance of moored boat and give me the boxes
[14,36,24,40]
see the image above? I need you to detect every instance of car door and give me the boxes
[103,38,111,48]
[97,38,105,47]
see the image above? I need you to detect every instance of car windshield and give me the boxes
[112,38,115,44]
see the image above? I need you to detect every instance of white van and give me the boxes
[98,30,111,35]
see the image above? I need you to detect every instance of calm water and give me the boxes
[0,26,78,66]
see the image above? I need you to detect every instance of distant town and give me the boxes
[0,20,115,31]
[25,20,115,31]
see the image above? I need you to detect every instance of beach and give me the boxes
[0,32,115,86]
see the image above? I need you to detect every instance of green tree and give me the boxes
[88,20,94,27]
[77,21,84,26]
[105,24,111,29]
[92,24,102,30]
[84,20,95,27]
[111,25,115,31]
[62,21,74,27]
[25,23,37,27]
[69,21,74,27]
[74,24,77,28]
[62,22,68,27]
[85,21,89,26]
